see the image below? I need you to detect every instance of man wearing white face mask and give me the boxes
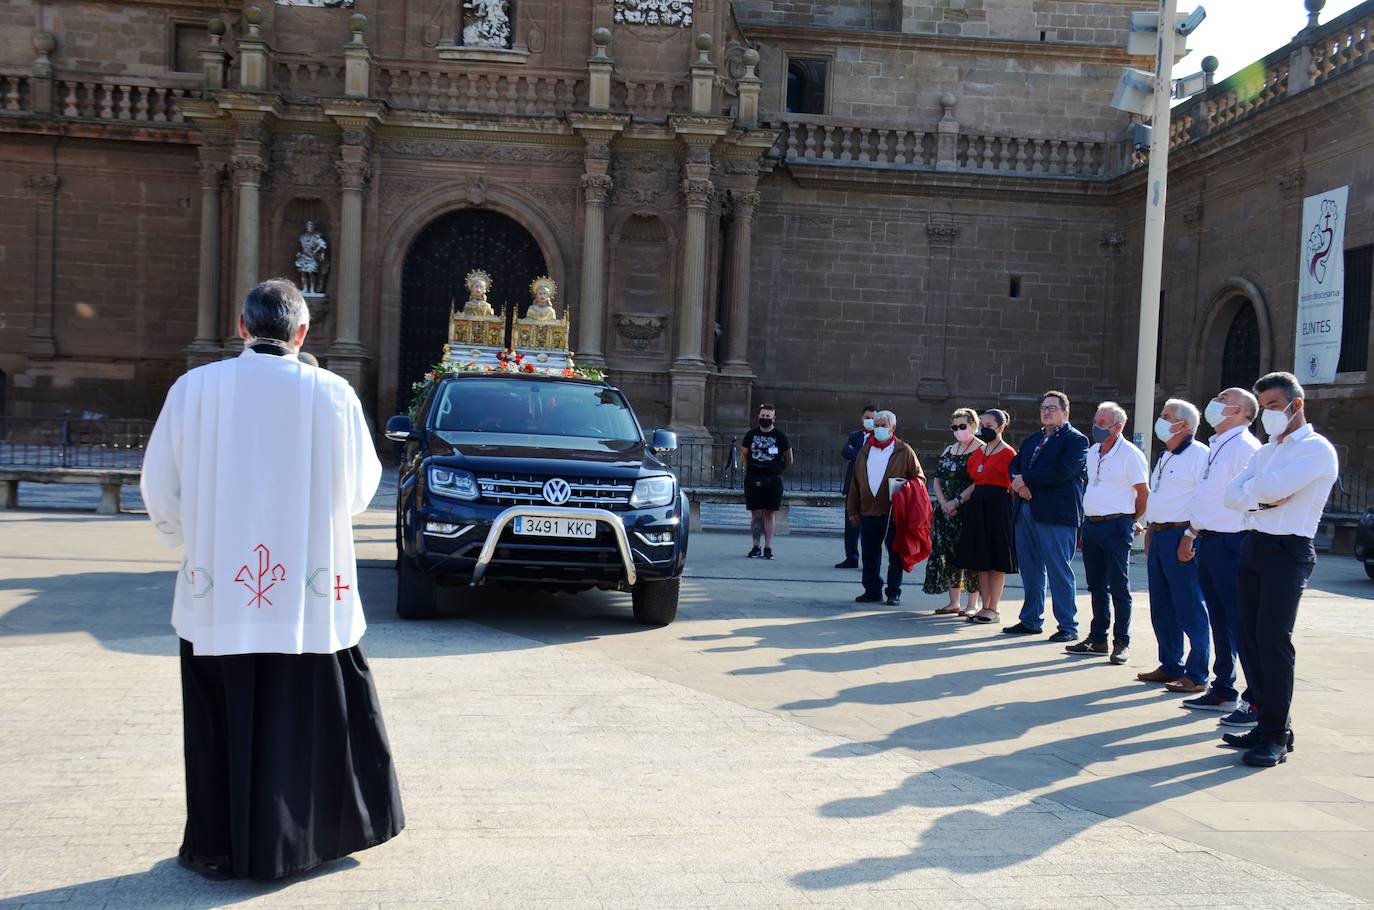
[1137,399,1211,695]
[846,410,924,606]
[1181,388,1262,721]
[1221,372,1338,768]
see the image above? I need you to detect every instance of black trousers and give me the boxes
[842,493,860,560]
[860,514,903,598]
[1236,532,1316,740]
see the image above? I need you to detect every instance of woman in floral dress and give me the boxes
[924,407,982,616]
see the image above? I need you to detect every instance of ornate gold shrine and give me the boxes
[444,272,572,368]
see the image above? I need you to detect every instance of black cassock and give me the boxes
[178,639,405,880]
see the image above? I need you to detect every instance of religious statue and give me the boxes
[294,221,328,296]
[523,276,559,322]
[459,269,496,316]
[462,0,511,48]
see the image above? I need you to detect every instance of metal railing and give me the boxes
[1327,469,1373,518]
[0,417,151,470]
[659,440,850,494]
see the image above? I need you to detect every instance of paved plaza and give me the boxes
[0,497,1371,908]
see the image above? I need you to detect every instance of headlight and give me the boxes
[428,466,480,501]
[630,475,676,509]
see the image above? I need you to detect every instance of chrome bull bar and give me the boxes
[468,506,637,588]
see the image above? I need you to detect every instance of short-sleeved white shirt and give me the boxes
[1082,437,1150,518]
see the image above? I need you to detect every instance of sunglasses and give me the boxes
[950,424,968,431]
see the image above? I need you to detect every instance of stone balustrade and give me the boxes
[0,71,30,112]
[57,78,199,123]
[376,65,584,116]
[1312,9,1374,83]
[611,78,686,120]
[956,132,1110,178]
[275,58,345,103]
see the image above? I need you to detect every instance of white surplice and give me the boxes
[141,348,382,656]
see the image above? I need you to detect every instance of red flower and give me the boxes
[522,362,536,373]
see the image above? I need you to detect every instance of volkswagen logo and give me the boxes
[542,478,572,505]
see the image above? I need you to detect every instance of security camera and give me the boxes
[1110,68,1156,117]
[1173,70,1209,99]
[1177,7,1207,37]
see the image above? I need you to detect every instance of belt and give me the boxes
[1085,513,1131,522]
[1148,521,1190,531]
[1196,529,1245,538]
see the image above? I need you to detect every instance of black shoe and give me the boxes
[1047,630,1077,643]
[763,548,774,560]
[1243,738,1291,767]
[747,546,762,558]
[884,594,901,606]
[177,852,235,882]
[1109,643,1130,665]
[1065,638,1108,655]
[834,558,859,569]
[855,592,883,603]
[1222,729,1295,752]
[1002,622,1041,635]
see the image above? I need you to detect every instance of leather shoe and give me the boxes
[1242,738,1291,767]
[1136,668,1182,684]
[1047,630,1076,643]
[1164,679,1206,694]
[855,593,883,603]
[834,558,859,569]
[1223,729,1294,752]
[884,594,901,606]
[1001,622,1041,635]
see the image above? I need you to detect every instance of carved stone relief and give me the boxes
[273,134,337,188]
[380,139,582,164]
[614,0,693,27]
[611,152,678,212]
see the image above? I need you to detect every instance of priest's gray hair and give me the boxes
[876,409,897,426]
[1163,398,1200,432]
[243,279,310,342]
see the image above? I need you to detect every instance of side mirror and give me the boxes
[649,428,678,454]
[385,414,413,442]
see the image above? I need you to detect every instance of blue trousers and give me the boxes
[1145,526,1211,685]
[1196,531,1252,703]
[1015,509,1078,636]
[1081,516,1133,645]
[859,515,903,599]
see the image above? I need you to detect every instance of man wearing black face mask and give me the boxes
[740,404,793,559]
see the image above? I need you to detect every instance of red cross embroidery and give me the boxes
[234,544,285,609]
[334,575,351,602]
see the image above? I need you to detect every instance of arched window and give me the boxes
[785,58,827,114]
[1220,300,1261,392]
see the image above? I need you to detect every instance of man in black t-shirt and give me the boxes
[739,403,793,559]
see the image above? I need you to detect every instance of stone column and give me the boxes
[23,175,59,358]
[916,221,958,402]
[722,190,759,375]
[230,152,267,318]
[577,172,612,367]
[327,132,372,394]
[187,160,225,366]
[676,177,714,366]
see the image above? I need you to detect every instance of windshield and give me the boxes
[430,378,643,450]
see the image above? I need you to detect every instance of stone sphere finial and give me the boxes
[592,27,611,47]
[743,48,760,67]
[207,17,226,37]
[1201,55,1219,74]
[1306,0,1326,13]
[695,33,713,52]
[349,12,368,34]
[940,92,957,110]
[32,31,56,56]
[245,5,264,26]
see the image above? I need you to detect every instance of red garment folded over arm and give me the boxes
[890,480,932,571]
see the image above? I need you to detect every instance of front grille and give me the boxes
[476,472,633,509]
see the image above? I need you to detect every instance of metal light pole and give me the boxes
[1131,0,1180,463]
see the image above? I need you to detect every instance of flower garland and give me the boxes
[408,349,607,415]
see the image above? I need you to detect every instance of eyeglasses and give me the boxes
[1039,405,1062,413]
[950,424,968,431]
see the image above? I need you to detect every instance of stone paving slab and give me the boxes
[0,510,1370,909]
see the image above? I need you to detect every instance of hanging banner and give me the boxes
[1295,185,1349,384]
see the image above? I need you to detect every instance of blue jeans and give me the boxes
[1015,509,1078,635]
[1197,530,1252,703]
[1081,516,1133,645]
[1146,526,1211,685]
[859,515,903,599]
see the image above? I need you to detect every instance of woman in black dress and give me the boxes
[953,409,1018,625]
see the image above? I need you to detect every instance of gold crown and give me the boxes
[465,269,492,286]
[529,275,557,298]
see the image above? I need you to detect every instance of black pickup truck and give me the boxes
[385,372,689,624]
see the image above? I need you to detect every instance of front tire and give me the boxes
[397,555,439,618]
[632,577,680,626]
[1364,561,1374,581]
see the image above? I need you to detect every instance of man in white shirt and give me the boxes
[1066,402,1148,665]
[1180,388,1262,719]
[1137,399,1211,694]
[1222,372,1339,768]
[142,280,404,879]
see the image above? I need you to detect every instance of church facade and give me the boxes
[1,0,1371,476]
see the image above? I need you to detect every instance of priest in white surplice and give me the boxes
[142,279,404,881]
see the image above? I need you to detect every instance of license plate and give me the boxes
[513,516,597,539]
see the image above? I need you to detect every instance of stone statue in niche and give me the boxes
[294,221,329,296]
[460,269,496,316]
[614,0,694,27]
[462,0,511,48]
[523,276,559,322]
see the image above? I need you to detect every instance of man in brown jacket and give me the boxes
[846,410,925,605]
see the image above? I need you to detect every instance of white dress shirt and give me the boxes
[1190,426,1261,533]
[1082,436,1149,517]
[1223,423,1339,539]
[867,443,895,496]
[1144,438,1208,524]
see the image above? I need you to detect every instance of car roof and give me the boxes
[439,372,614,390]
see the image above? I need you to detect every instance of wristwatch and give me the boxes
[1183,528,1196,538]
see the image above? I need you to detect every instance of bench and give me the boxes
[0,468,142,515]
[683,487,846,535]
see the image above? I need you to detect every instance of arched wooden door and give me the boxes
[398,209,549,411]
[1220,299,1261,392]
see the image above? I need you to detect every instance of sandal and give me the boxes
[968,609,1000,624]
[959,605,980,618]
[934,605,963,615]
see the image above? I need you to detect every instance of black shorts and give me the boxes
[744,474,784,511]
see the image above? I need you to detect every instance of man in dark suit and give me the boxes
[836,404,878,568]
[1004,390,1090,642]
